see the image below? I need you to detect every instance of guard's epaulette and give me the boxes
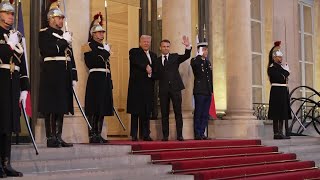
[81,43,92,53]
[39,27,48,32]
[269,63,274,67]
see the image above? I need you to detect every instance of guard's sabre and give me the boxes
[72,87,92,130]
[104,0,108,42]
[113,107,126,130]
[21,104,39,155]
[63,0,69,32]
[284,19,288,62]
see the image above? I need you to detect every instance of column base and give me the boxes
[150,110,194,140]
[208,119,265,139]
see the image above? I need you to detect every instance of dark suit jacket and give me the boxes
[127,47,157,115]
[153,48,192,95]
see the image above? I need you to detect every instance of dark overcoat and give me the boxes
[0,26,29,133]
[84,40,113,116]
[268,62,292,120]
[38,27,78,115]
[127,47,156,115]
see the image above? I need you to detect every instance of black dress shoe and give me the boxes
[89,135,100,143]
[143,137,153,141]
[98,135,109,143]
[201,136,211,140]
[57,137,73,147]
[2,158,23,177]
[47,137,61,148]
[177,137,184,141]
[195,136,202,140]
[273,134,282,140]
[161,137,168,141]
[132,136,138,141]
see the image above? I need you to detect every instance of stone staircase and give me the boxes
[9,144,194,180]
[262,136,320,167]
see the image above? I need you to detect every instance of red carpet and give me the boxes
[108,139,320,180]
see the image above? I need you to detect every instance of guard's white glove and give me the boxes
[72,80,77,87]
[198,47,204,56]
[62,31,72,44]
[282,63,290,72]
[19,91,28,108]
[104,43,110,52]
[7,32,19,49]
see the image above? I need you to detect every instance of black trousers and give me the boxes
[130,114,150,138]
[159,90,183,138]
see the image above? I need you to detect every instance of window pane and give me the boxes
[252,54,262,86]
[299,62,303,85]
[250,0,261,20]
[251,21,262,53]
[252,87,263,103]
[305,63,313,87]
[304,34,313,62]
[303,5,313,34]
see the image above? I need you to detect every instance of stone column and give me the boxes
[35,0,90,144]
[150,0,194,140]
[211,0,263,139]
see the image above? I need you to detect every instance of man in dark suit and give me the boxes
[154,36,192,141]
[127,35,157,141]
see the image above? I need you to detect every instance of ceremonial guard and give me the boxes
[267,41,291,140]
[83,13,113,143]
[0,0,28,177]
[38,0,78,148]
[191,42,213,140]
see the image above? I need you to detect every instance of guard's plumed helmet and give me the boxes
[0,0,14,13]
[90,12,105,35]
[272,41,283,57]
[47,0,64,20]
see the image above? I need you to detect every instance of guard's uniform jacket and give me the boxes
[83,39,113,116]
[191,55,213,96]
[0,26,30,133]
[268,62,292,120]
[38,27,78,115]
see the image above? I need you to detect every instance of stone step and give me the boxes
[11,144,132,161]
[16,164,174,180]
[278,144,320,154]
[12,154,150,173]
[262,136,320,147]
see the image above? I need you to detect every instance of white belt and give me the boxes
[44,57,71,62]
[271,83,288,87]
[0,64,20,72]
[89,68,110,74]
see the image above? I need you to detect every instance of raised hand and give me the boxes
[182,35,190,47]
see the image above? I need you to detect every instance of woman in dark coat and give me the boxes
[267,41,291,139]
[83,13,113,143]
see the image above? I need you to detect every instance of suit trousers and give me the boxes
[159,89,183,138]
[194,95,211,137]
[130,114,150,138]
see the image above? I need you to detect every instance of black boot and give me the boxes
[97,115,108,143]
[55,114,73,147]
[0,157,6,178]
[2,134,23,177]
[0,135,7,178]
[279,120,290,139]
[284,119,291,137]
[45,114,60,148]
[273,120,281,139]
[89,115,99,143]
